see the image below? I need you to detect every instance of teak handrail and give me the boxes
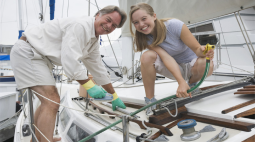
[222,99,255,114]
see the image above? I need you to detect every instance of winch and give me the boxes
[177,119,201,141]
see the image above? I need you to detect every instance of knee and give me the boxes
[41,91,60,112]
[141,50,157,65]
[208,61,214,76]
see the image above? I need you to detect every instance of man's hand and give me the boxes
[176,81,191,98]
[112,92,126,111]
[82,80,106,98]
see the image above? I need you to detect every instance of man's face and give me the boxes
[94,11,121,37]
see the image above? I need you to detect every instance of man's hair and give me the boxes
[94,5,127,28]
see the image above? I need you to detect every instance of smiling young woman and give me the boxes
[129,3,216,117]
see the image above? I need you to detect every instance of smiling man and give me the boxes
[10,5,126,142]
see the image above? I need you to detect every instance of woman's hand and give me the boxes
[201,46,214,60]
[176,81,192,98]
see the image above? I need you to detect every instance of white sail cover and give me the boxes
[119,0,255,37]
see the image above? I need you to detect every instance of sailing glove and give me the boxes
[112,92,126,111]
[82,80,106,98]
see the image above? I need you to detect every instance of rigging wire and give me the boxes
[24,0,29,30]
[62,0,65,18]
[94,0,123,74]
[218,16,236,81]
[67,0,69,17]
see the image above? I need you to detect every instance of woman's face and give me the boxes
[131,9,156,35]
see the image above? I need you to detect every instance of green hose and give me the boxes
[79,60,210,142]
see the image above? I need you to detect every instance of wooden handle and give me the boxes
[234,91,255,94]
[89,101,120,119]
[238,88,255,91]
[222,99,255,114]
[244,85,255,88]
[234,107,255,118]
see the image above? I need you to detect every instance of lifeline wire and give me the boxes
[33,124,50,142]
[31,90,117,117]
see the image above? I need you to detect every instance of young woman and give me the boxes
[129,3,216,116]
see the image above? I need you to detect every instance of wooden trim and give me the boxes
[238,88,255,91]
[182,112,255,132]
[149,106,187,125]
[234,91,255,94]
[242,134,255,142]
[89,101,119,119]
[146,118,185,141]
[222,99,255,114]
[200,84,223,91]
[234,107,255,118]
[244,85,255,88]
[122,101,145,109]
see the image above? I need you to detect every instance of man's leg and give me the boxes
[30,85,61,142]
[189,58,214,84]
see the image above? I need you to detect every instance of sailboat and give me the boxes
[13,0,255,142]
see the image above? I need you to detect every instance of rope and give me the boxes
[164,99,178,117]
[218,17,236,80]
[33,124,50,142]
[0,109,22,129]
[31,90,117,117]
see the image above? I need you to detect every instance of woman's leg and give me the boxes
[189,57,214,84]
[141,50,157,99]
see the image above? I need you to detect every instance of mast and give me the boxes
[18,0,24,39]
[38,0,44,23]
[49,0,55,20]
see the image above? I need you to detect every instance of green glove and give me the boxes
[112,92,126,111]
[82,80,106,99]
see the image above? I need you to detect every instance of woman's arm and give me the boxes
[180,24,205,58]
[149,46,191,98]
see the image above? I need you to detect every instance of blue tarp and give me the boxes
[0,55,10,60]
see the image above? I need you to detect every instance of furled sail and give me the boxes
[119,0,255,37]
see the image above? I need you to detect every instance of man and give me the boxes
[10,5,127,142]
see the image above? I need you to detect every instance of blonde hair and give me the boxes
[129,3,170,52]
[95,5,127,28]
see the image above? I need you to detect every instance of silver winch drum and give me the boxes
[177,119,201,141]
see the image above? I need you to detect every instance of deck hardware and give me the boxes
[164,99,178,117]
[154,134,169,141]
[28,88,36,142]
[122,115,130,142]
[198,125,216,133]
[207,128,229,142]
[177,119,201,141]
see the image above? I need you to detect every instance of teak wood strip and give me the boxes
[242,134,255,142]
[200,84,223,91]
[238,88,255,91]
[234,91,255,94]
[129,119,173,136]
[182,112,255,132]
[149,106,187,125]
[222,99,255,114]
[146,118,185,142]
[234,107,255,118]
[122,101,145,109]
[244,85,255,88]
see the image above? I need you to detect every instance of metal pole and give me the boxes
[122,115,129,142]
[28,88,36,142]
[88,0,90,16]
